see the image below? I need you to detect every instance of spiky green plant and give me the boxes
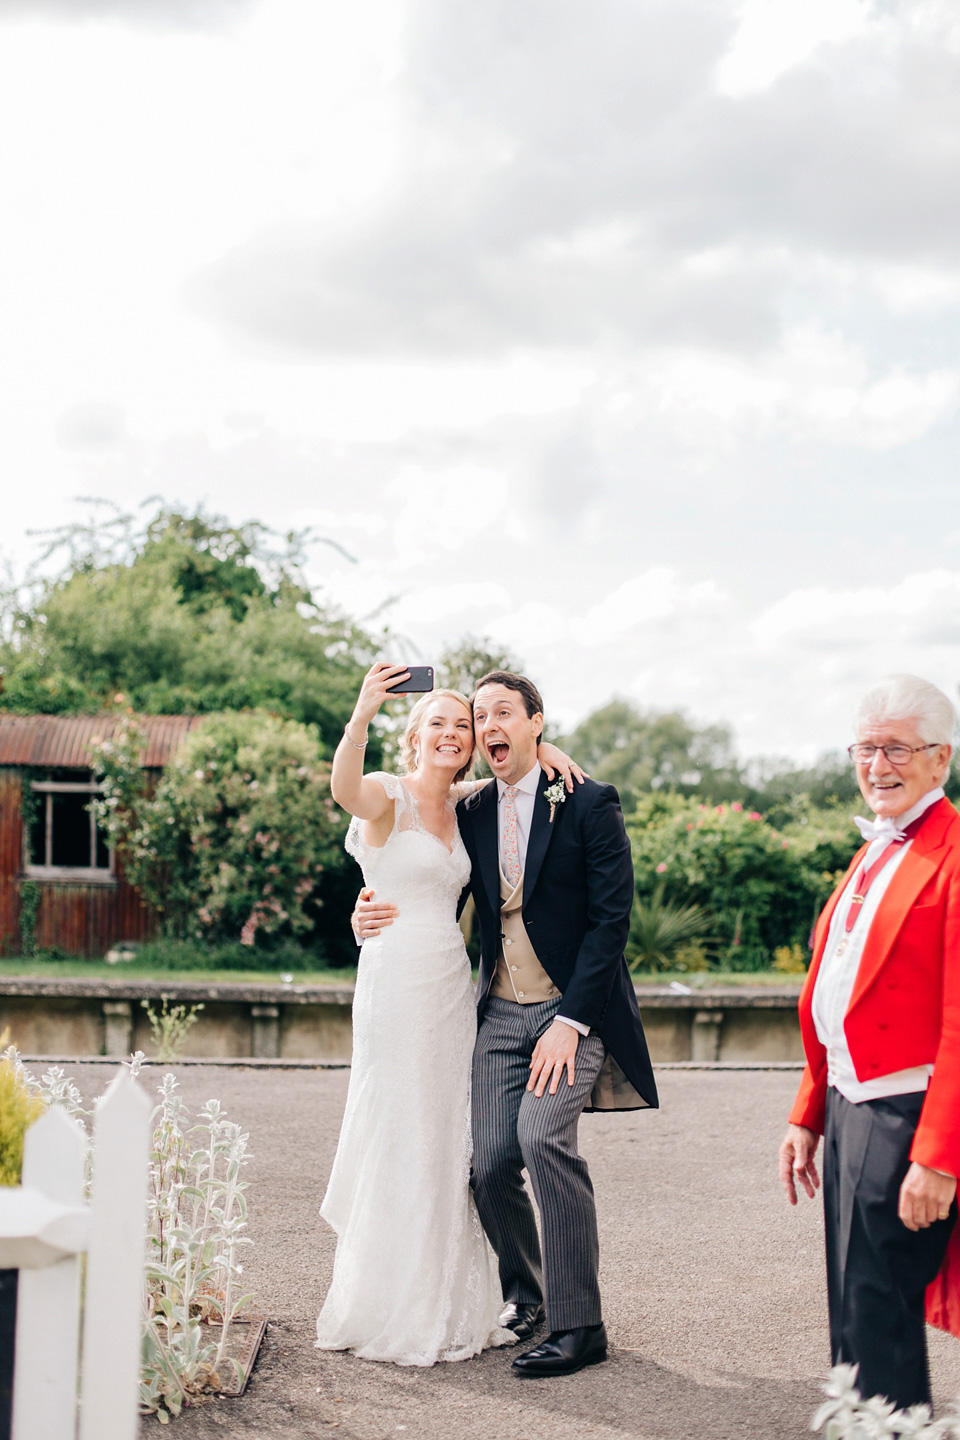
[626,884,713,974]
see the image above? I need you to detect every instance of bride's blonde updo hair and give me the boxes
[400,689,475,784]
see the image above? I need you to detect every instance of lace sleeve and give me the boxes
[344,772,405,864]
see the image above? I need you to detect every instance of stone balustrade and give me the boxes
[0,976,804,1064]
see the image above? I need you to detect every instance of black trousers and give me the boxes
[823,1087,957,1411]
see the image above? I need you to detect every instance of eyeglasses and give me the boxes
[847,742,940,766]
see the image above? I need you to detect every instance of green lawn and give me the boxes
[0,957,360,985]
[0,956,803,987]
[630,969,804,987]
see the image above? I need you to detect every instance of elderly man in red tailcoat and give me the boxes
[780,674,960,1412]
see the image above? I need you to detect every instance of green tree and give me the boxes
[435,636,524,696]
[746,749,960,821]
[0,507,375,752]
[559,700,743,814]
[744,751,861,822]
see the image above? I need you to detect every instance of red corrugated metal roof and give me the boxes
[0,714,201,768]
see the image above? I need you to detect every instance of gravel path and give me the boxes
[53,1063,960,1439]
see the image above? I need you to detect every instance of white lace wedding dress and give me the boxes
[315,773,510,1366]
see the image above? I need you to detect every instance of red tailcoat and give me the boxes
[789,795,960,1337]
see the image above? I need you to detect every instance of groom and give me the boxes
[355,671,658,1376]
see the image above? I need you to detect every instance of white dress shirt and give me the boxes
[496,763,588,1038]
[812,787,944,1104]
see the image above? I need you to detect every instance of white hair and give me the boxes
[855,674,956,745]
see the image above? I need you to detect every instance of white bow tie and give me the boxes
[853,814,905,844]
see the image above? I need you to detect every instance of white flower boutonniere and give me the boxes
[543,779,567,824]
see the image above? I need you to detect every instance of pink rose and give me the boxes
[656,862,667,873]
[731,802,742,813]
[748,811,762,821]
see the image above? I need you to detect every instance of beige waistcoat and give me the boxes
[489,865,560,1003]
[487,863,645,1112]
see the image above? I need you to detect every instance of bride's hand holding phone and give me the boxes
[332,662,411,822]
[349,662,412,737]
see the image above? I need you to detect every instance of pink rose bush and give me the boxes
[626,794,854,971]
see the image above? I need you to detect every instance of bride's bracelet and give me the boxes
[344,722,369,750]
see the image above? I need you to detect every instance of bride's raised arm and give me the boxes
[331,662,412,820]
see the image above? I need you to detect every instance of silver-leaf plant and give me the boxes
[3,1046,254,1423]
[815,1364,960,1440]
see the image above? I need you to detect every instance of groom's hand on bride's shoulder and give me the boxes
[352,887,399,940]
[528,1019,580,1098]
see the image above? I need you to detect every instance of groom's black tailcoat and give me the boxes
[457,770,658,1111]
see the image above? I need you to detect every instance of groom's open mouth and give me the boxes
[488,742,510,766]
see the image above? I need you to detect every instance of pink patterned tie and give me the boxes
[502,785,522,888]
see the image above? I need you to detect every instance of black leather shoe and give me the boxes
[498,1302,545,1341]
[511,1323,607,1377]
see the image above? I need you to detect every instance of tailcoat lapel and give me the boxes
[521,769,555,912]
[473,780,501,918]
[847,797,955,1013]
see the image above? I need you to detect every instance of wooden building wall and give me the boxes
[0,768,155,959]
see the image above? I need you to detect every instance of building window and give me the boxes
[23,769,114,882]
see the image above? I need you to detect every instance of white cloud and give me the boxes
[0,0,260,29]
[386,582,512,630]
[868,261,960,314]
[716,0,872,98]
[651,324,959,449]
[3,0,960,771]
[488,602,568,652]
[572,570,726,645]
[752,571,960,651]
[388,463,508,554]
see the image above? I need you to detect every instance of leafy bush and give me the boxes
[0,1032,46,1184]
[627,796,855,971]
[773,943,808,974]
[91,710,348,952]
[128,937,325,973]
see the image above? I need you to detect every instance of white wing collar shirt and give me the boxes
[496,763,588,1038]
[812,786,945,1104]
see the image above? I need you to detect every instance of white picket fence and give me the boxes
[0,1070,151,1440]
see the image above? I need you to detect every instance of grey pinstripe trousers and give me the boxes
[471,996,606,1331]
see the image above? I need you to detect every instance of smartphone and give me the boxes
[385,665,435,695]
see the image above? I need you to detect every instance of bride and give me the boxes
[315,662,581,1366]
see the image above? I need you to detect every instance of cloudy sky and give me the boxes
[2,0,960,762]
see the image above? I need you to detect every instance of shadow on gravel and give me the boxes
[146,1319,821,1440]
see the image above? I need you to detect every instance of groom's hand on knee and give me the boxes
[528,1020,579,1098]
